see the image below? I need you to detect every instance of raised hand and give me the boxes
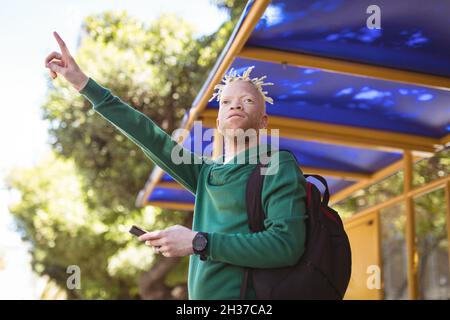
[45,31,89,91]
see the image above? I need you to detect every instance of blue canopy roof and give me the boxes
[148,187,195,204]
[248,0,450,78]
[208,57,450,137]
[140,0,450,209]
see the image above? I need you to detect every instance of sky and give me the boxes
[0,0,229,299]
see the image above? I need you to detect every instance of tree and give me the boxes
[7,1,247,299]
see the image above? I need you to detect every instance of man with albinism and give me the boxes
[45,31,307,300]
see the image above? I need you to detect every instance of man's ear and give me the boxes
[260,114,268,129]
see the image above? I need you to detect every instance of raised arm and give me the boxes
[45,31,204,194]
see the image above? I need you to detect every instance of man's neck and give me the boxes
[223,136,259,163]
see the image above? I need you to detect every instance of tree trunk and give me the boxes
[138,256,184,299]
[138,211,193,300]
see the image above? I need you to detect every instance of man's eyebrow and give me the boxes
[220,94,256,99]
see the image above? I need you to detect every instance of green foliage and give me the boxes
[7,5,243,299]
[6,153,139,299]
[211,0,248,20]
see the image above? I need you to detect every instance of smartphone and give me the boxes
[129,225,146,237]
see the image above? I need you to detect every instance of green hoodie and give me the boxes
[80,78,307,300]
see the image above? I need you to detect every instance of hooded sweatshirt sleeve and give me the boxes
[79,77,204,194]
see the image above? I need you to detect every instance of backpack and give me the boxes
[240,150,352,300]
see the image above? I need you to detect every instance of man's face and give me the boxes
[216,80,268,136]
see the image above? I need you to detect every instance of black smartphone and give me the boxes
[129,225,146,237]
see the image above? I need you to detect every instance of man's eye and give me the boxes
[221,100,229,104]
[245,98,253,103]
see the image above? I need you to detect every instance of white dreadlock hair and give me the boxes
[209,66,274,105]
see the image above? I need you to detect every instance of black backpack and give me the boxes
[240,150,352,300]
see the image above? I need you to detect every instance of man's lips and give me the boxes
[227,113,245,119]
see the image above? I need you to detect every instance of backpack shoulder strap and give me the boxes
[241,160,267,300]
[245,162,267,233]
[241,148,299,299]
[245,148,293,232]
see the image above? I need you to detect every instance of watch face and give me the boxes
[194,234,207,251]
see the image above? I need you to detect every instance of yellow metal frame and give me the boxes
[138,167,165,207]
[343,210,382,300]
[343,173,450,219]
[441,134,450,146]
[145,201,194,211]
[239,47,450,91]
[445,180,450,272]
[343,154,450,300]
[157,181,185,189]
[376,209,384,300]
[403,150,418,300]
[330,156,422,205]
[199,109,441,153]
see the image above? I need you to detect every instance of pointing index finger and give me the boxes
[53,31,71,57]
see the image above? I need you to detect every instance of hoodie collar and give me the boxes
[215,143,272,166]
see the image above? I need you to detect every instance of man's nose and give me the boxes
[230,104,243,110]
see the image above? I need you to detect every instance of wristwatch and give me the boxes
[192,232,209,261]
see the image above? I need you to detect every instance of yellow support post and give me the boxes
[376,210,384,300]
[445,180,450,277]
[403,150,418,300]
